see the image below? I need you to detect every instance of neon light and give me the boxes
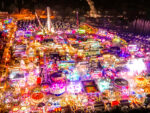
[67,82,82,93]
[126,58,146,75]
[66,69,80,81]
[97,79,110,92]
[78,28,86,34]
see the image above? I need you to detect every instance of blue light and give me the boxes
[98,79,110,92]
[66,70,80,81]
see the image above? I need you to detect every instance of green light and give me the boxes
[78,28,86,34]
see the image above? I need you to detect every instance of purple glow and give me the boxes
[67,82,82,93]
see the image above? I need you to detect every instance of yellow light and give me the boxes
[21,106,27,110]
[13,107,19,112]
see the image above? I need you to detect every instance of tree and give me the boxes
[9,4,19,13]
[1,0,4,10]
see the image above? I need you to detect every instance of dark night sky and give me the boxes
[1,0,150,18]
[0,0,150,10]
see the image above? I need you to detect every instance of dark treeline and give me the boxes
[0,0,150,20]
